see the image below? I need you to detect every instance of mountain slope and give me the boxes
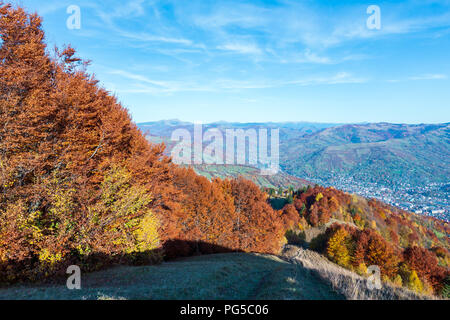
[281,185,449,296]
[139,121,450,187]
[281,123,450,185]
[0,252,344,300]
[139,120,339,140]
[143,130,312,189]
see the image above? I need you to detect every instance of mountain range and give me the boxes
[138,120,450,187]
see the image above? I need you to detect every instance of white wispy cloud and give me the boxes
[217,42,263,55]
[184,0,450,51]
[408,74,448,80]
[93,0,196,48]
[116,30,193,45]
[96,0,146,23]
[287,72,368,86]
[387,74,448,82]
[108,70,171,88]
[108,68,367,95]
[280,49,332,64]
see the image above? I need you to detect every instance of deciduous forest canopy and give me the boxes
[0,2,286,282]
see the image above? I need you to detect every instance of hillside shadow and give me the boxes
[0,240,243,286]
[162,239,243,260]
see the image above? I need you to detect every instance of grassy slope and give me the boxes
[1,246,431,300]
[0,253,343,300]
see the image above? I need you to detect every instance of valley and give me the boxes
[139,121,450,221]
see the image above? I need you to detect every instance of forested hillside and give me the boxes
[0,3,288,283]
[280,185,450,296]
[141,121,450,220]
[281,122,450,186]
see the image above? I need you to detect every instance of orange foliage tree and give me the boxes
[0,3,287,282]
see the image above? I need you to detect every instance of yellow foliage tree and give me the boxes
[85,165,162,263]
[315,193,324,202]
[327,228,350,267]
[356,263,368,276]
[408,270,423,293]
[393,274,403,287]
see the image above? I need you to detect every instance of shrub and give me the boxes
[393,274,403,287]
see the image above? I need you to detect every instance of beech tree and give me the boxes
[0,3,174,280]
[0,4,290,283]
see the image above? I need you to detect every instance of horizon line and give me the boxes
[137,119,450,126]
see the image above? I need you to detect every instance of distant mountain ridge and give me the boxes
[139,120,340,140]
[281,122,450,186]
[138,120,450,187]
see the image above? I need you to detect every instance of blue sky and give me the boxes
[17,0,450,123]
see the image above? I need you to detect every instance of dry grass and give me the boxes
[282,245,433,300]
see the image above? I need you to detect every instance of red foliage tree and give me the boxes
[352,231,369,267]
[403,246,448,292]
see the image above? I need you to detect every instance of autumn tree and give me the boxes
[352,231,369,268]
[168,167,237,256]
[365,231,399,278]
[403,246,447,292]
[228,178,285,253]
[326,227,350,267]
[281,204,300,230]
[0,3,173,280]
